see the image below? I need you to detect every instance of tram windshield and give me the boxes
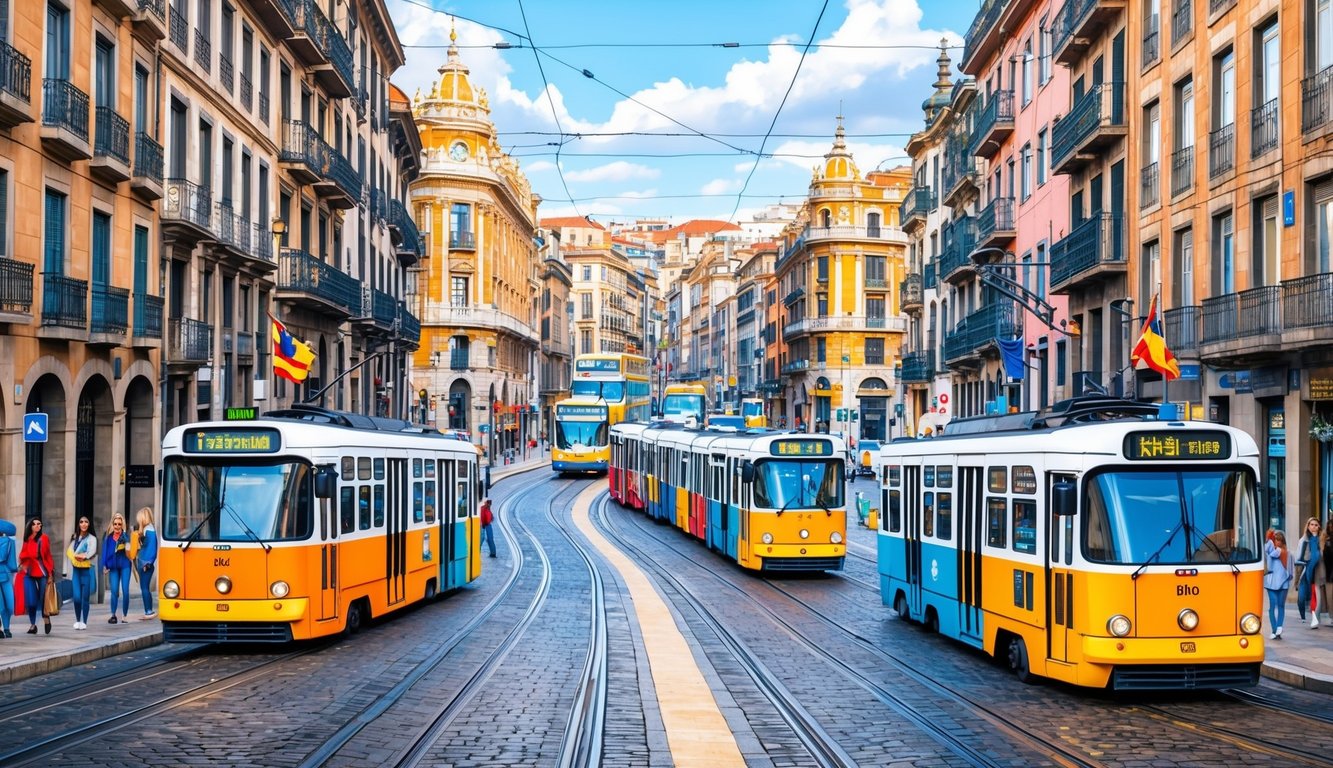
[752,460,844,510]
[661,394,705,421]
[161,460,315,542]
[555,419,609,450]
[571,380,625,402]
[1083,469,1260,565]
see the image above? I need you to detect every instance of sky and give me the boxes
[384,0,978,225]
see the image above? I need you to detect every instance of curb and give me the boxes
[0,630,164,686]
[1261,660,1333,695]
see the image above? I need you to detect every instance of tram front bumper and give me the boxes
[162,597,309,623]
[1082,633,1264,665]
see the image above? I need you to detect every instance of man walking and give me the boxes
[480,499,497,558]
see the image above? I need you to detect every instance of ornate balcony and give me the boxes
[89,284,130,346]
[131,0,168,41]
[1140,162,1159,209]
[1051,81,1126,174]
[960,0,1007,74]
[449,230,476,250]
[311,13,355,99]
[161,178,214,244]
[275,247,360,318]
[131,132,164,200]
[939,218,978,286]
[802,224,905,244]
[91,106,131,184]
[354,284,399,334]
[1054,0,1127,66]
[943,152,983,208]
[943,302,1018,367]
[1303,65,1333,136]
[167,316,211,366]
[1208,123,1234,179]
[1281,272,1333,351]
[1050,213,1125,293]
[193,28,210,72]
[900,351,935,384]
[251,223,276,270]
[289,0,330,68]
[0,42,33,130]
[417,304,540,344]
[168,6,188,53]
[250,0,296,39]
[1200,285,1283,367]
[311,147,362,209]
[782,314,907,339]
[279,120,321,184]
[211,203,253,260]
[1251,99,1278,158]
[899,186,933,233]
[970,89,1014,158]
[976,196,1015,251]
[0,257,34,324]
[388,200,421,265]
[132,293,164,349]
[900,273,923,314]
[397,301,420,348]
[41,79,91,161]
[41,273,88,340]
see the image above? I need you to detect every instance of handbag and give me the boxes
[44,578,60,616]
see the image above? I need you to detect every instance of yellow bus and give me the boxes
[551,398,610,473]
[741,397,766,428]
[660,383,707,425]
[571,353,651,425]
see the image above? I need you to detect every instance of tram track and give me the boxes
[1222,686,1333,726]
[0,646,204,725]
[1134,703,1333,766]
[600,491,1105,768]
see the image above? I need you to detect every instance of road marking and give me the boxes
[571,484,746,767]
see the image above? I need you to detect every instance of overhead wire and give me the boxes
[513,0,583,220]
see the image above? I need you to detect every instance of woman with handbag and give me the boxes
[66,516,98,630]
[101,513,133,624]
[133,507,159,620]
[17,518,54,635]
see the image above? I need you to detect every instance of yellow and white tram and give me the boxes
[610,422,847,572]
[158,405,483,642]
[878,397,1264,690]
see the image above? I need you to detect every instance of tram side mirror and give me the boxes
[1051,479,1076,516]
[741,460,755,483]
[314,466,338,499]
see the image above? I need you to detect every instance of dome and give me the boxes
[431,21,487,113]
[818,116,860,181]
[922,39,954,118]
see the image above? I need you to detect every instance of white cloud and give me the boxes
[564,161,661,183]
[539,202,624,218]
[700,178,741,196]
[523,160,558,174]
[617,189,660,199]
[768,138,908,172]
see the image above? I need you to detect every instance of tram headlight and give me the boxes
[270,580,291,598]
[799,529,810,539]
[1107,614,1132,637]
[163,580,180,599]
[1177,608,1200,632]
[761,532,774,544]
[830,531,843,544]
[1240,613,1262,635]
[215,576,232,595]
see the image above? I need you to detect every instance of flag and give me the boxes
[1130,294,1180,381]
[271,314,316,383]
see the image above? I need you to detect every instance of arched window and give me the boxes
[820,208,832,228]
[867,211,881,237]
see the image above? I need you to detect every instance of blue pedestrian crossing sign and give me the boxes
[23,413,48,443]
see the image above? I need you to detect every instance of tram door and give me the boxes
[903,464,924,617]
[1045,472,1076,664]
[453,459,472,579]
[387,458,408,605]
[317,490,338,622]
[957,464,984,641]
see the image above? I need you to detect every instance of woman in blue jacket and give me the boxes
[1296,517,1323,629]
[0,519,17,638]
[1264,529,1293,639]
[133,507,159,620]
[101,513,133,624]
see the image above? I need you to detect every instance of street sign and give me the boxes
[23,413,47,443]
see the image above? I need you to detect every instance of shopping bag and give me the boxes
[43,579,60,616]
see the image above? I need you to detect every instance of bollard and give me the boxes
[866,508,879,530]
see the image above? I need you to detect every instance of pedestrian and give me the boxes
[1264,529,1293,640]
[0,519,17,638]
[480,498,496,558]
[18,518,54,635]
[133,507,159,620]
[101,513,133,624]
[1296,517,1323,628]
[66,516,98,630]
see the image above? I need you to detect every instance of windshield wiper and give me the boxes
[182,466,227,552]
[1131,516,1185,581]
[221,502,272,553]
[1182,484,1240,574]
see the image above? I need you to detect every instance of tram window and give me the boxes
[358,485,372,530]
[936,466,953,489]
[358,457,372,481]
[988,467,1007,493]
[1050,503,1061,561]
[373,485,385,527]
[1012,466,1037,495]
[887,489,901,532]
[987,497,1008,547]
[374,458,385,481]
[413,459,423,479]
[456,461,471,519]
[937,492,952,540]
[340,486,356,534]
[924,466,935,488]
[424,480,437,523]
[342,457,355,480]
[887,465,901,486]
[923,492,935,537]
[1013,500,1036,553]
[424,460,435,479]
[413,481,424,523]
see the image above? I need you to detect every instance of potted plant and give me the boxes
[1312,412,1333,443]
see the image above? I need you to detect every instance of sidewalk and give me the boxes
[1260,596,1333,694]
[0,455,550,687]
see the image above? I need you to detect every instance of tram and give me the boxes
[551,398,611,473]
[660,383,707,425]
[877,396,1264,690]
[610,422,847,572]
[158,405,483,643]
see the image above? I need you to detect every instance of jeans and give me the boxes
[0,580,12,632]
[481,524,496,557]
[139,565,155,614]
[71,567,95,623]
[24,574,47,624]
[1267,588,1287,633]
[107,567,131,617]
[1297,571,1313,620]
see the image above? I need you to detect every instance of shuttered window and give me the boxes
[44,189,65,274]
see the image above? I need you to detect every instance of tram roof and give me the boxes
[162,404,479,453]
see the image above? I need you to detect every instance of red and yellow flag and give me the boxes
[1130,294,1180,381]
[271,314,316,383]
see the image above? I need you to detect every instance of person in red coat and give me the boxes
[18,518,55,634]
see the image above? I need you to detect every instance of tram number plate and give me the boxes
[1180,641,1196,653]
[216,604,230,612]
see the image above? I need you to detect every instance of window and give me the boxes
[1255,196,1280,286]
[1214,212,1234,294]
[92,211,110,287]
[1144,101,1160,164]
[1316,180,1333,274]
[1036,128,1047,185]
[43,189,66,274]
[866,255,885,282]
[1140,240,1160,305]
[582,265,591,281]
[1055,339,1066,386]
[1176,227,1194,305]
[816,337,826,363]
[816,294,828,317]
[580,329,592,355]
[580,292,592,318]
[259,47,270,122]
[816,255,828,281]
[450,202,471,236]
[46,1,70,80]
[1021,39,1033,105]
[1020,143,1032,201]
[134,64,148,131]
[865,337,884,365]
[1318,0,1333,74]
[867,296,884,318]
[987,498,1007,548]
[0,169,6,257]
[1035,242,1047,299]
[451,276,468,306]
[1038,16,1052,84]
[1175,78,1194,150]
[1144,0,1160,66]
[94,35,114,108]
[1254,21,1279,155]
[1215,49,1235,130]
[866,210,881,237]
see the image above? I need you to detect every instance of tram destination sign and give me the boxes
[556,405,607,420]
[1124,430,1231,461]
[770,439,834,457]
[576,359,621,373]
[184,428,282,454]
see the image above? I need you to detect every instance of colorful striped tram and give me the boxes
[877,397,1264,690]
[158,405,483,643]
[610,422,847,572]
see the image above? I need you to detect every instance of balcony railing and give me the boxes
[259,92,269,123]
[1162,305,1199,355]
[0,41,33,108]
[1050,213,1124,289]
[42,79,90,142]
[944,302,1018,362]
[449,230,476,250]
[923,261,937,291]
[802,224,903,242]
[1208,123,1234,178]
[781,359,809,375]
[133,132,163,182]
[1201,285,1281,344]
[253,223,274,263]
[42,273,88,329]
[899,186,934,228]
[1282,272,1333,331]
[277,247,360,315]
[1172,0,1192,45]
[219,55,233,93]
[398,303,420,345]
[1140,162,1159,208]
[900,351,935,383]
[194,28,210,71]
[970,89,1014,157]
[318,12,356,95]
[1053,0,1119,63]
[901,273,923,311]
[169,7,188,52]
[1142,15,1160,67]
[1051,81,1125,170]
[162,178,213,232]
[1303,65,1333,134]
[368,188,388,223]
[137,0,166,22]
[94,106,130,164]
[91,284,130,336]
[450,350,469,370]
[133,294,164,339]
[0,257,34,315]
[976,196,1015,243]
[239,71,252,111]
[168,316,211,362]
[1170,146,1194,197]
[1251,98,1278,157]
[939,219,978,282]
[961,0,1006,71]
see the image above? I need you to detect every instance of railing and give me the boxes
[0,41,32,106]
[1172,0,1192,45]
[1052,0,1096,56]
[137,0,165,21]
[292,0,325,54]
[0,257,34,314]
[1200,286,1280,344]
[900,274,922,309]
[133,132,163,182]
[358,284,398,328]
[923,261,937,291]
[1140,162,1159,208]
[1170,146,1193,197]
[94,107,130,164]
[1051,81,1124,168]
[389,199,422,253]
[900,351,935,383]
[368,188,388,222]
[1050,213,1124,288]
[168,316,211,362]
[802,224,903,242]
[398,302,420,345]
[1142,15,1160,67]
[944,302,1018,362]
[450,350,469,370]
[162,178,212,232]
[962,0,1006,69]
[277,247,360,314]
[317,11,355,92]
[1162,305,1199,355]
[1282,272,1333,330]
[252,222,274,263]
[281,120,361,199]
[41,273,87,329]
[323,147,362,201]
[977,196,1015,241]
[1208,0,1233,14]
[1251,98,1278,157]
[169,7,188,52]
[1304,65,1333,135]
[236,329,255,360]
[42,79,90,142]
[219,55,233,93]
[970,89,1013,155]
[1208,123,1234,178]
[781,359,809,375]
[899,186,934,224]
[420,305,540,341]
[194,28,210,71]
[133,294,164,339]
[938,218,977,280]
[259,92,269,123]
[91,284,130,336]
[450,231,475,250]
[215,204,252,253]
[238,71,252,111]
